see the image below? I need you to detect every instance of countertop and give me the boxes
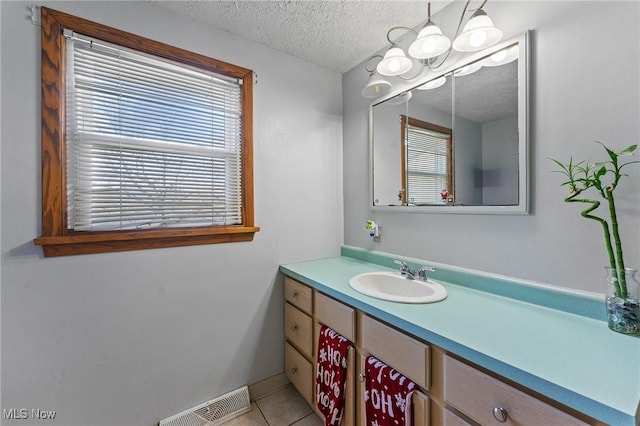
[279,247,640,426]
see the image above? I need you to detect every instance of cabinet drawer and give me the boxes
[285,342,313,405]
[443,355,589,426]
[315,292,355,342]
[285,303,313,358]
[443,409,473,426]
[284,276,313,314]
[361,315,429,389]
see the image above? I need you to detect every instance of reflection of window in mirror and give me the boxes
[400,115,452,205]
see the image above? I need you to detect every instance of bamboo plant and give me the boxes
[550,142,639,299]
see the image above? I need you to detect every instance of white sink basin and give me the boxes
[348,271,447,304]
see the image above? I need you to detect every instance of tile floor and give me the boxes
[224,384,323,426]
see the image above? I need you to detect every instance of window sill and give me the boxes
[34,226,260,257]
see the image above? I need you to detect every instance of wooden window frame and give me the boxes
[34,7,259,257]
[400,115,453,205]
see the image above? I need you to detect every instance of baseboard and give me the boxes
[248,372,291,401]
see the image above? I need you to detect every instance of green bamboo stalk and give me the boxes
[550,143,638,301]
[566,191,622,297]
[606,189,628,298]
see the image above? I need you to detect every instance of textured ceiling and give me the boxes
[412,59,518,123]
[149,1,450,73]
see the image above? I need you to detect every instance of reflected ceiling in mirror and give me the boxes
[369,32,529,215]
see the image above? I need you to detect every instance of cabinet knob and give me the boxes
[291,324,298,332]
[358,373,364,382]
[292,292,298,298]
[291,367,298,375]
[492,407,508,423]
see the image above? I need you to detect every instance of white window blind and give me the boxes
[406,125,449,204]
[65,33,243,231]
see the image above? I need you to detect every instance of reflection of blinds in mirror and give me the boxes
[406,126,448,204]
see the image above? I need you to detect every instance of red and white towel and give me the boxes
[364,355,415,426]
[316,325,352,426]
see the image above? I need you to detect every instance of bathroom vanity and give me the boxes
[280,247,640,426]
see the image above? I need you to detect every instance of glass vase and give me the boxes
[604,267,640,335]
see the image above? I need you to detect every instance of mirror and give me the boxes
[370,32,529,214]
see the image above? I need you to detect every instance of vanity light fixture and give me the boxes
[408,3,451,60]
[362,71,392,98]
[451,7,503,52]
[362,55,393,98]
[377,44,414,76]
[362,0,502,97]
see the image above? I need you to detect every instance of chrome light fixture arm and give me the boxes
[364,55,384,73]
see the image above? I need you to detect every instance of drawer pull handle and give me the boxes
[291,324,298,332]
[291,367,298,375]
[292,292,299,298]
[492,407,508,423]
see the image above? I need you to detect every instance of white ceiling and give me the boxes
[150,1,450,73]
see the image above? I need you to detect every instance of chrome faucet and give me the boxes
[394,259,416,279]
[417,265,436,281]
[394,259,436,281]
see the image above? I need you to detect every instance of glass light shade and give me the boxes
[452,9,503,52]
[454,62,482,77]
[377,46,413,76]
[361,72,392,98]
[416,76,447,90]
[408,21,451,59]
[481,45,519,67]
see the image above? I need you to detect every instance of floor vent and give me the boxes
[159,386,251,426]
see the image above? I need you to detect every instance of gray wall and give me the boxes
[1,2,343,425]
[343,1,640,293]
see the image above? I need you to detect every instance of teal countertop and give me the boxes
[279,246,640,426]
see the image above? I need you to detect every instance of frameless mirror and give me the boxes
[370,32,529,214]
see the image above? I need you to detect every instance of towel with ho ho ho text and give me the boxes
[316,325,352,426]
[364,355,415,426]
